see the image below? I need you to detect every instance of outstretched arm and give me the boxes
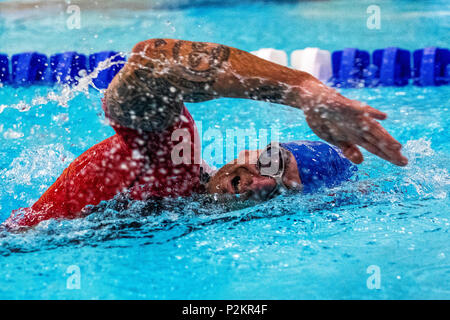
[105,38,407,166]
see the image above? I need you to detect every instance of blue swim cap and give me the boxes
[279,140,358,193]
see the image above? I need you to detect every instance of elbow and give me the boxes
[104,76,183,132]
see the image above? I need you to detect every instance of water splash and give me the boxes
[401,138,450,199]
[0,189,358,256]
[1,143,75,186]
[0,52,127,114]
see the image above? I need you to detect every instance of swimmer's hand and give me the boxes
[302,85,408,166]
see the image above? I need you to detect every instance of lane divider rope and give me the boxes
[0,47,449,88]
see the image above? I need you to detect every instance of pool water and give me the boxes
[0,0,449,299]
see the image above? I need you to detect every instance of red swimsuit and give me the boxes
[4,101,202,228]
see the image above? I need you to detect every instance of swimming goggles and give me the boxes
[256,142,290,198]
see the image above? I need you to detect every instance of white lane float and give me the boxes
[251,48,288,66]
[290,47,332,83]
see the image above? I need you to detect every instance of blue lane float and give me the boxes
[11,52,47,86]
[42,52,87,85]
[413,47,450,86]
[0,54,9,83]
[331,48,370,88]
[371,47,411,86]
[89,51,126,89]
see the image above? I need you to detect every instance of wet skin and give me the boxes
[206,148,301,200]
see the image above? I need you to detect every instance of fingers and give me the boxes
[310,98,408,166]
[349,100,387,120]
[338,142,364,164]
[355,134,408,166]
[362,120,408,166]
[359,139,400,165]
[362,120,401,150]
[364,105,387,120]
[338,121,408,166]
[344,104,408,166]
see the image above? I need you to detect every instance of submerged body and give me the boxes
[3,39,407,229]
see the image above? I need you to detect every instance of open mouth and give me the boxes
[230,175,241,194]
[228,173,284,201]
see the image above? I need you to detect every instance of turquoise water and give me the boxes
[0,0,449,299]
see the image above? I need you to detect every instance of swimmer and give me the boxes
[3,39,408,228]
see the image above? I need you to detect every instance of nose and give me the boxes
[242,174,276,196]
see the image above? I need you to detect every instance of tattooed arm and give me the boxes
[105,39,407,166]
[104,38,310,130]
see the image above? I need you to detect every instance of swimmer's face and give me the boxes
[205,147,301,200]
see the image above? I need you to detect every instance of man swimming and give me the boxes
[3,39,408,228]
